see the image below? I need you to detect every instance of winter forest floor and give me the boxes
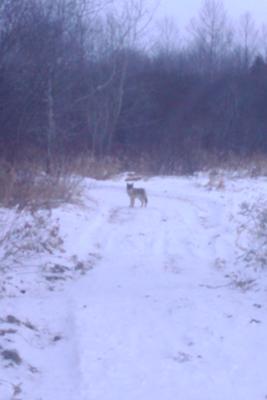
[0,172,267,400]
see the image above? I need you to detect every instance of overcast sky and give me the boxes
[155,0,267,30]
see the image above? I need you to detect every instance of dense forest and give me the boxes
[0,0,267,173]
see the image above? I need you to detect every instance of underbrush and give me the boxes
[1,151,267,207]
[0,207,101,299]
[0,160,81,209]
[236,200,267,271]
[71,154,124,180]
[74,151,267,179]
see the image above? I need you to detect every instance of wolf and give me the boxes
[126,183,148,208]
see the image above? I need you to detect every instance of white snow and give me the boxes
[1,173,267,400]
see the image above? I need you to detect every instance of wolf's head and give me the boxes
[126,183,134,192]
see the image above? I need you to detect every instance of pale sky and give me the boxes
[155,0,267,30]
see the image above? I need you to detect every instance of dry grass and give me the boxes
[194,151,267,178]
[69,154,124,180]
[1,150,267,210]
[0,159,81,209]
[234,199,267,274]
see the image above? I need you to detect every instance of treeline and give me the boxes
[1,0,267,172]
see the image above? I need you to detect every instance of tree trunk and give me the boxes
[46,72,56,174]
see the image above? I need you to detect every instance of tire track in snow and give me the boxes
[66,179,267,400]
[68,181,238,400]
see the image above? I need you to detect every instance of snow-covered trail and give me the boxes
[2,176,267,400]
[66,178,266,400]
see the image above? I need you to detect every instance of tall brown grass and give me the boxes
[0,158,81,209]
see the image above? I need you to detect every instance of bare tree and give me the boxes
[188,0,233,77]
[0,0,29,60]
[236,12,259,72]
[84,0,153,156]
[260,24,267,60]
[152,17,181,56]
[14,0,114,170]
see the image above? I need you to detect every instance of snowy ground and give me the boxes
[0,173,267,400]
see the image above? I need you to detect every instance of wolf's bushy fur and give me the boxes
[126,183,148,207]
